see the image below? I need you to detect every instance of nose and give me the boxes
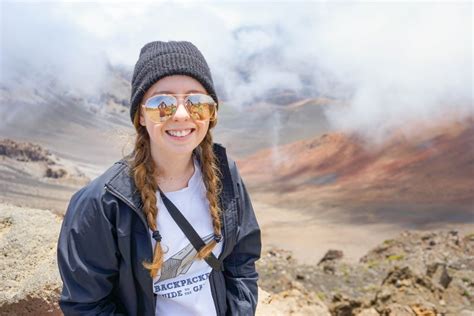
[172,98,190,121]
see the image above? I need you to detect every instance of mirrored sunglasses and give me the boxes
[141,93,217,123]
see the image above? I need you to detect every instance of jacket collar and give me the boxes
[105,143,234,219]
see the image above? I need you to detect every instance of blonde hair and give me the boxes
[128,111,222,278]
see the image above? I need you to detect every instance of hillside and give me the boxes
[238,116,474,227]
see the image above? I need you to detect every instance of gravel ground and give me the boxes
[0,203,62,315]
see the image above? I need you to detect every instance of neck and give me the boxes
[150,147,194,180]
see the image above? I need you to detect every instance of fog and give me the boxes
[1,1,472,142]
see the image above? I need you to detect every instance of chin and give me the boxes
[166,144,200,156]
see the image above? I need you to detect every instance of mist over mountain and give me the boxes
[1,2,471,148]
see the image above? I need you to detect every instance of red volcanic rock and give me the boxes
[238,117,474,206]
[237,132,372,188]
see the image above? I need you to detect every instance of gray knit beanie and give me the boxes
[129,40,218,123]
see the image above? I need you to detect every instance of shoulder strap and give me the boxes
[158,189,223,271]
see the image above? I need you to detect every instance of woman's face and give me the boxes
[139,75,212,158]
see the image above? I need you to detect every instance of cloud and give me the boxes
[1,1,472,142]
[0,2,108,98]
[312,2,473,141]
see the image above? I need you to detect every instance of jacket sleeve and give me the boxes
[57,187,125,316]
[223,164,262,316]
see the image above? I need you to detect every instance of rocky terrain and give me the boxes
[257,231,474,315]
[1,202,472,315]
[0,132,473,315]
[0,139,90,215]
[0,204,62,316]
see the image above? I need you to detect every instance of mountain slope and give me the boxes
[238,116,474,226]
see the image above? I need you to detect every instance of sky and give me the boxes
[1,0,472,142]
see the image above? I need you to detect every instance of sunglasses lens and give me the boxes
[185,94,217,120]
[144,95,177,122]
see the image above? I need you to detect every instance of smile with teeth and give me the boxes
[166,129,194,137]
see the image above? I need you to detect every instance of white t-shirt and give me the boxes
[149,157,223,316]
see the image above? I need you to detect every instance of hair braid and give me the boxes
[129,113,164,279]
[196,131,223,259]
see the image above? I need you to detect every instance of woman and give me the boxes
[57,41,261,316]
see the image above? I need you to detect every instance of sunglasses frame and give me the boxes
[141,93,217,124]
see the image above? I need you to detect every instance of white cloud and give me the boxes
[1,0,472,142]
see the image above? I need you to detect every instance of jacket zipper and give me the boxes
[210,196,231,315]
[235,182,242,226]
[209,272,220,315]
[218,203,228,260]
[103,184,156,313]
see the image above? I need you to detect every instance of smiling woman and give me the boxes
[56,41,261,316]
[139,76,216,162]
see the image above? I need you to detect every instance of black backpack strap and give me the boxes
[158,189,223,271]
